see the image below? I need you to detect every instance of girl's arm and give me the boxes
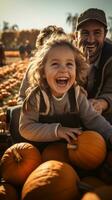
[19,109,61,142]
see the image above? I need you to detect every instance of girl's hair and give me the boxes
[29,35,89,93]
[35,25,66,49]
[30,25,66,60]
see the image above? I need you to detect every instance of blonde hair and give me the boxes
[29,35,89,93]
[35,25,66,49]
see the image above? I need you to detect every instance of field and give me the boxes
[0,51,29,135]
[5,51,21,64]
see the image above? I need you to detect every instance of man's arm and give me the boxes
[93,59,112,113]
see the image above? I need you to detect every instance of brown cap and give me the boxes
[77,8,107,30]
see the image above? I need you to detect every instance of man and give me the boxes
[24,40,32,58]
[19,42,26,60]
[76,8,112,124]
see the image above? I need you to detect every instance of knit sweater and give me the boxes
[19,85,112,142]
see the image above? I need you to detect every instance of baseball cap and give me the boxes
[77,8,107,30]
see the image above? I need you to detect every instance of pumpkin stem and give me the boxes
[12,149,22,162]
[67,143,77,149]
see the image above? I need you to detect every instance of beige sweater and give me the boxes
[19,85,112,142]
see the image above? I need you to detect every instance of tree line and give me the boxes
[0,13,112,50]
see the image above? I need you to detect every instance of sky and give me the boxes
[0,0,112,33]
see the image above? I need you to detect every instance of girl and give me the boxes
[9,27,66,144]
[18,25,66,103]
[19,35,112,148]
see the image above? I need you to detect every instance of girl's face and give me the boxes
[44,45,76,97]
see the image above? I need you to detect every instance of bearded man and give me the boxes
[76,8,112,124]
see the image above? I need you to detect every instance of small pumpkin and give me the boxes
[81,185,112,200]
[42,142,70,163]
[81,192,100,200]
[0,182,18,200]
[68,131,107,170]
[0,142,42,185]
[22,160,80,200]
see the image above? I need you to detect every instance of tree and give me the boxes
[11,24,19,31]
[66,13,78,32]
[3,21,10,31]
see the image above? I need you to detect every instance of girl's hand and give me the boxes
[57,126,82,144]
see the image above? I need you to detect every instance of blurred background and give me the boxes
[0,0,112,51]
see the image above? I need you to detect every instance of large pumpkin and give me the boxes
[0,142,42,185]
[68,131,107,170]
[0,182,18,200]
[22,160,80,200]
[42,142,70,163]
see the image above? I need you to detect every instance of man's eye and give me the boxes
[81,32,88,37]
[94,31,102,36]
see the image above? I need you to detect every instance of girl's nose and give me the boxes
[60,64,67,71]
[61,63,67,68]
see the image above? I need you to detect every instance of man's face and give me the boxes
[77,20,106,64]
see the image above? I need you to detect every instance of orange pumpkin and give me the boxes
[0,142,42,185]
[42,142,70,163]
[22,160,80,200]
[81,192,100,200]
[0,182,18,200]
[68,131,107,170]
[81,185,112,200]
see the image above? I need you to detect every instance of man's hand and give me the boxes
[89,99,108,114]
[57,126,82,144]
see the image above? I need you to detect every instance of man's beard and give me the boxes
[79,40,102,64]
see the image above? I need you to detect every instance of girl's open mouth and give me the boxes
[56,77,69,86]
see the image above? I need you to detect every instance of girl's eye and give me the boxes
[51,62,59,67]
[67,63,74,68]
